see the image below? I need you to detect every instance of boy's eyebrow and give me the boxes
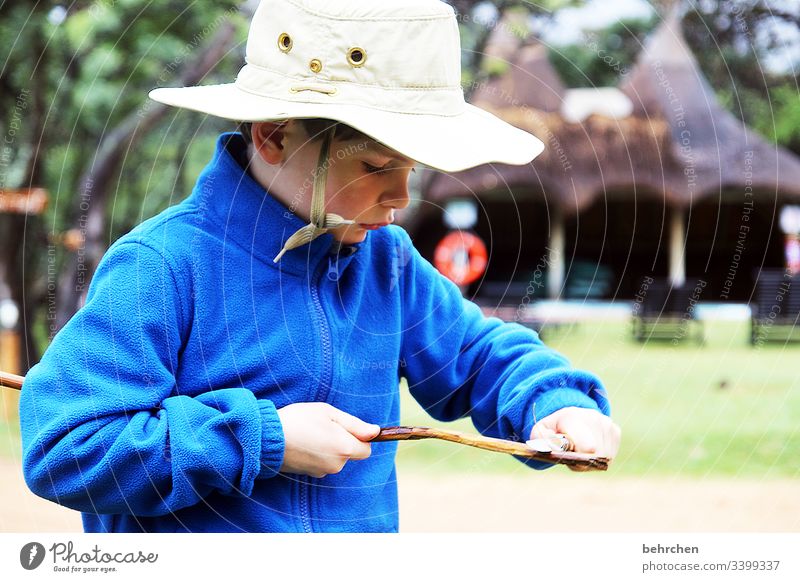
[365,140,417,165]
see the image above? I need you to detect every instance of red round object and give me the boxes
[433,231,488,285]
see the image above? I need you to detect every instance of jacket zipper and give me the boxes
[298,474,311,533]
[299,259,335,533]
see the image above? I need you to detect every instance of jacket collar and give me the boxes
[189,132,361,277]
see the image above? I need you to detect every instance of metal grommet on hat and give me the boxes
[309,59,323,73]
[277,33,292,53]
[347,47,366,67]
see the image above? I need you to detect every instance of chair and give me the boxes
[474,281,548,335]
[750,269,800,344]
[631,277,706,344]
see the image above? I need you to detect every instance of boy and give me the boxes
[20,0,619,532]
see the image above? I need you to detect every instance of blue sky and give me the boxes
[540,0,655,45]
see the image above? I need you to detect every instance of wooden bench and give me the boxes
[631,278,706,344]
[474,281,549,335]
[750,269,800,344]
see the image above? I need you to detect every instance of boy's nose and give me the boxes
[380,186,410,210]
[383,194,410,210]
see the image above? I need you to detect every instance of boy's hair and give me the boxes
[238,119,368,146]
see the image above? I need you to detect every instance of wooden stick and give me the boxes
[0,371,24,390]
[373,426,609,471]
[1,371,608,470]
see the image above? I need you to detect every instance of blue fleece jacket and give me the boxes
[20,133,609,532]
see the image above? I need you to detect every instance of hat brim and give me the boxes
[149,84,544,173]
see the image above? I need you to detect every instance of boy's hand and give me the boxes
[276,403,380,478]
[530,406,621,471]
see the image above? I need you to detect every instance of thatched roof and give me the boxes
[472,42,566,113]
[619,9,800,204]
[427,12,800,212]
[428,105,679,213]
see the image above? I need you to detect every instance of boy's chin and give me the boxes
[332,226,368,245]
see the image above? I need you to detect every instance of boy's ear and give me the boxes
[251,121,288,165]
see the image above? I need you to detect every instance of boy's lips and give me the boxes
[358,222,391,230]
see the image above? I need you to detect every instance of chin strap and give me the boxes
[273,126,354,263]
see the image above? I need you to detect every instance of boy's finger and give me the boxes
[561,422,597,455]
[346,439,372,461]
[529,423,557,441]
[330,408,381,441]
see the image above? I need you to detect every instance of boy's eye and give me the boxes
[362,162,386,174]
[362,161,417,174]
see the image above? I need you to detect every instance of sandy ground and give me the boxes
[398,472,800,532]
[0,458,82,532]
[1,458,797,532]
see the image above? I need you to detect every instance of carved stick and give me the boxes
[373,426,609,471]
[0,371,23,390]
[2,371,608,470]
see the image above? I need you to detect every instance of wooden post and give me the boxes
[547,206,565,299]
[669,206,686,287]
[1,330,21,423]
[1,188,48,381]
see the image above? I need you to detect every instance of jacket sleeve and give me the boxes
[397,230,610,469]
[19,240,284,517]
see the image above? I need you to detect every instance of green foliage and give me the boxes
[62,7,106,50]
[716,82,800,154]
[0,417,21,460]
[757,85,800,151]
[549,16,657,88]
[455,0,579,94]
[482,56,512,77]
[0,1,247,353]
[682,4,799,154]
[107,114,232,239]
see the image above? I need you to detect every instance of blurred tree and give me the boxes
[0,1,249,364]
[53,1,249,330]
[549,16,658,88]
[681,0,800,155]
[0,2,51,371]
[451,0,580,99]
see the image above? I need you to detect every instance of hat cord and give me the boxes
[273,126,353,263]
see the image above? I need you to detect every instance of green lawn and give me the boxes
[3,320,798,478]
[396,319,800,478]
[0,410,21,461]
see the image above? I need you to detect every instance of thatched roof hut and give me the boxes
[417,10,800,299]
[427,12,800,212]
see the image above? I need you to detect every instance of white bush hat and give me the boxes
[149,0,545,260]
[150,0,544,172]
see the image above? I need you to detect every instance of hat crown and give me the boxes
[281,0,453,19]
[238,0,464,112]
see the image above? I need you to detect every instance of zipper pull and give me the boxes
[327,255,341,282]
